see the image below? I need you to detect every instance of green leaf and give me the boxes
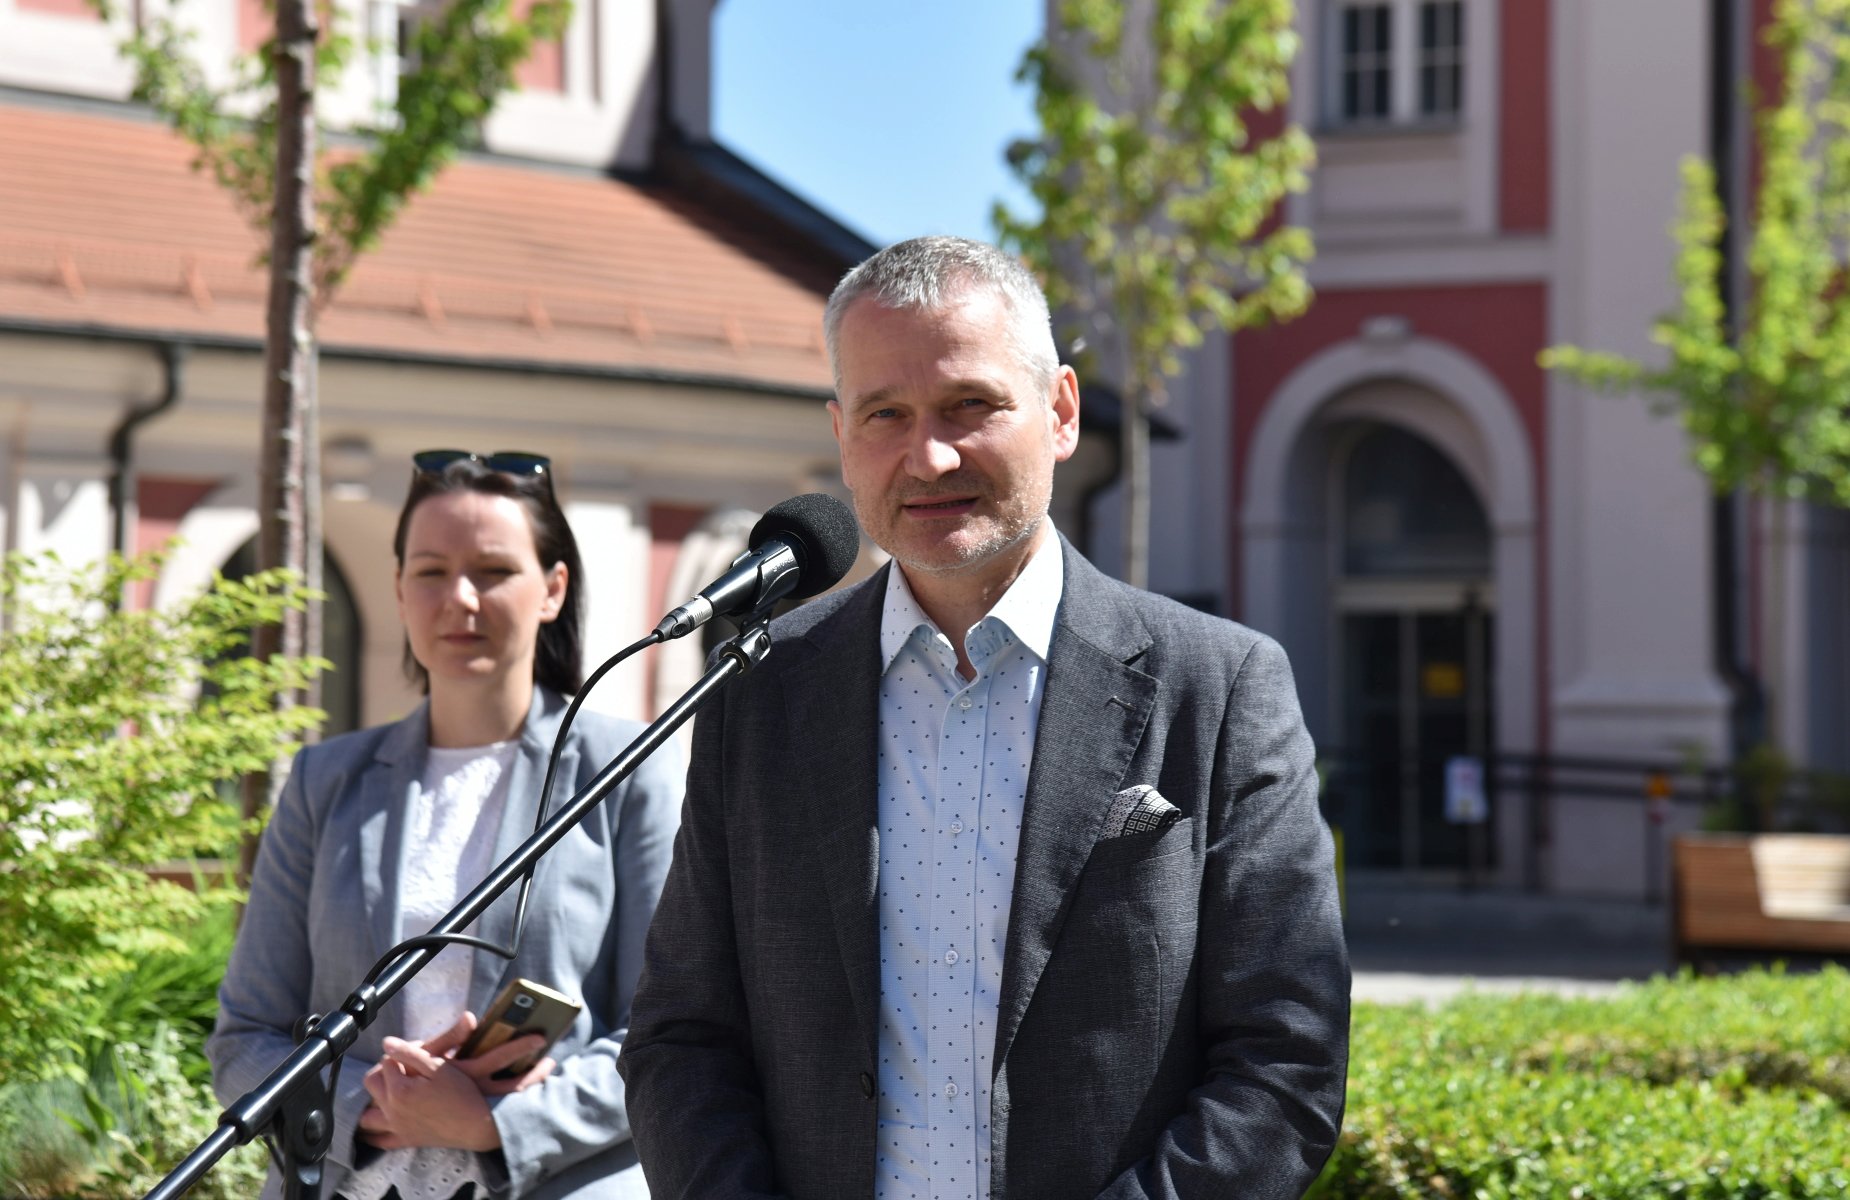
[1544,3,1850,507]
[0,549,323,1087]
[999,0,1313,399]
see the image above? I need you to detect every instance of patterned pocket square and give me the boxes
[1103,785,1182,838]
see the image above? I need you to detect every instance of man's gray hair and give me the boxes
[823,236,1061,390]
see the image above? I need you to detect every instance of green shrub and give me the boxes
[78,890,240,1088]
[0,905,268,1198]
[1321,967,1850,1199]
[0,549,322,1087]
[0,1068,93,1200]
[60,1023,270,1200]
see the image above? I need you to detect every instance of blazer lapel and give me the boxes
[784,569,887,1060]
[994,546,1156,1069]
[469,688,568,1006]
[363,703,431,969]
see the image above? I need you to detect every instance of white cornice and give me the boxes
[1304,237,1553,290]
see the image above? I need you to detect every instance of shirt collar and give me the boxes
[878,532,1065,674]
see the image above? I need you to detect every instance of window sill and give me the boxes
[1316,118,1467,141]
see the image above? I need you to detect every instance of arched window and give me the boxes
[221,540,364,737]
[1340,423,1490,579]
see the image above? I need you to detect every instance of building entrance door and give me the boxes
[1338,597,1492,870]
[1327,421,1495,873]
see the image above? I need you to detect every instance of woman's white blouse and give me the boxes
[343,738,517,1200]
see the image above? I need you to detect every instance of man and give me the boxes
[617,237,1348,1200]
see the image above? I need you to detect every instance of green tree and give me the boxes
[93,0,568,879]
[0,550,323,1084]
[1541,0,1850,751]
[997,0,1315,589]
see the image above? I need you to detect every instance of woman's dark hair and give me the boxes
[392,459,586,696]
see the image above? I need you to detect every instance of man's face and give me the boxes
[829,287,1080,580]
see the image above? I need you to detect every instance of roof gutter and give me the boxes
[106,340,185,589]
[0,317,833,401]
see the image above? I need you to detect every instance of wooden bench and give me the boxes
[1672,834,1850,966]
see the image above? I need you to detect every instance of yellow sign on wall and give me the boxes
[1422,662,1465,699]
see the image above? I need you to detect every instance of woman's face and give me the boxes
[396,490,567,693]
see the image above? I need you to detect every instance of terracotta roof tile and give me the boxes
[0,103,835,391]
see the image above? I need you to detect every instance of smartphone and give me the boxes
[459,978,583,1081]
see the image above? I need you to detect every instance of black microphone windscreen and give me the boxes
[749,493,861,600]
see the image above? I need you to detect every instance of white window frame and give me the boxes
[1321,0,1467,131]
[368,0,446,118]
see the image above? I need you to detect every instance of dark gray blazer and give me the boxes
[209,687,682,1199]
[618,544,1350,1199]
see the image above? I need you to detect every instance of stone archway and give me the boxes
[1241,336,1538,758]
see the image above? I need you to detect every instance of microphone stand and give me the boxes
[145,616,776,1200]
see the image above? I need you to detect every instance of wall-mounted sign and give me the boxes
[1444,755,1487,824]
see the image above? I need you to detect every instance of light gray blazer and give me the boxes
[209,687,682,1199]
[618,542,1350,1200]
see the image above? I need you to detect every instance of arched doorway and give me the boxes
[1243,336,1540,886]
[221,539,364,737]
[1331,422,1493,871]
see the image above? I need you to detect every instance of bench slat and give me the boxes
[1673,834,1850,958]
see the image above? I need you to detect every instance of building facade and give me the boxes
[0,0,1123,743]
[1094,0,1850,896]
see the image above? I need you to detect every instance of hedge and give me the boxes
[1318,966,1850,1199]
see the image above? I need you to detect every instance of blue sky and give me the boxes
[712,0,1043,249]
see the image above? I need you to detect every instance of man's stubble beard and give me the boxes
[871,474,1054,581]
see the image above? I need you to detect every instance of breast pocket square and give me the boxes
[1104,784,1182,838]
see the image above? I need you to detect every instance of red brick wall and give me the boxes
[132,477,221,610]
[1232,284,1549,474]
[237,0,272,51]
[646,503,708,716]
[16,0,98,18]
[1499,0,1551,232]
[515,0,565,92]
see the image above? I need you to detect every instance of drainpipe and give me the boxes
[106,341,185,604]
[653,0,677,150]
[1709,0,1764,760]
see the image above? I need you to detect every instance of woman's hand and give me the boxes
[358,1012,557,1152]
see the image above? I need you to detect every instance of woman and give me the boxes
[209,452,681,1200]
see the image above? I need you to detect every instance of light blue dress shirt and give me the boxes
[873,535,1064,1200]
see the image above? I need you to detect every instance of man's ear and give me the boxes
[1049,366,1081,463]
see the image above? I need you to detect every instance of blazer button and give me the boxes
[858,1072,875,1099]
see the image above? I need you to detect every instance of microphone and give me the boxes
[653,493,861,640]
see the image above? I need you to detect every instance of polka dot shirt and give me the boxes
[873,537,1063,1200]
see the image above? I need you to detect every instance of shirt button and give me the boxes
[945,1082,959,1099]
[945,949,959,965]
[957,695,973,710]
[949,820,964,835]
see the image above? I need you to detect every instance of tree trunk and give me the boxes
[1121,383,1150,590]
[239,0,319,890]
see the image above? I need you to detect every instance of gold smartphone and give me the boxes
[459,978,583,1080]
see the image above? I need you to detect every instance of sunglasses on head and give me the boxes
[412,449,552,480]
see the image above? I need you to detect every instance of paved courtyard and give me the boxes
[1343,873,1674,1003]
